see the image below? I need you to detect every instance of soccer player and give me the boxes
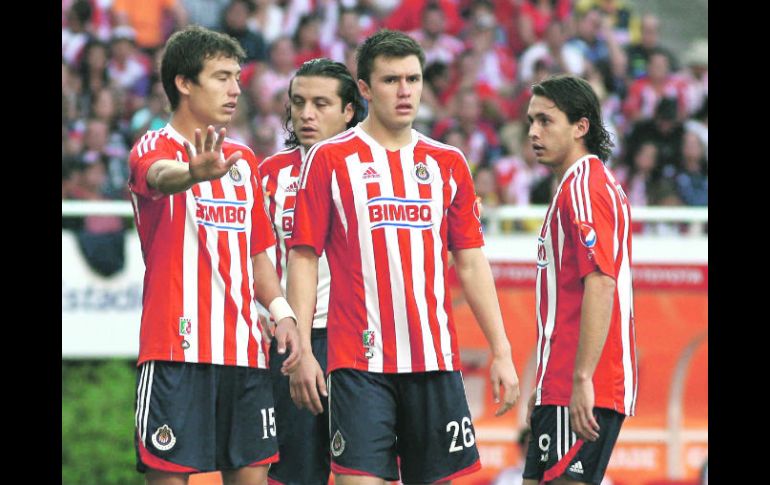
[259,58,365,485]
[127,26,300,485]
[523,74,638,485]
[285,30,521,484]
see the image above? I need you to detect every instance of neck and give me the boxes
[169,110,219,144]
[360,116,413,151]
[553,148,590,182]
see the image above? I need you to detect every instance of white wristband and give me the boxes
[268,297,297,325]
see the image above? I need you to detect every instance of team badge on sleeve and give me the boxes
[151,424,177,451]
[412,162,434,184]
[577,222,597,248]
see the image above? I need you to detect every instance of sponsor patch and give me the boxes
[151,425,177,451]
[363,330,375,359]
[331,430,346,457]
[578,222,597,248]
[536,237,548,268]
[179,317,192,336]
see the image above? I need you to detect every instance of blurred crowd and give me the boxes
[62,0,708,238]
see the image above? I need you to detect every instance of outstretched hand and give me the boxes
[183,126,242,183]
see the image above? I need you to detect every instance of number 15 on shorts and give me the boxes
[447,417,476,452]
[261,407,276,439]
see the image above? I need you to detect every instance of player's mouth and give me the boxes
[300,126,318,136]
[223,102,237,114]
[532,143,545,156]
[396,103,412,114]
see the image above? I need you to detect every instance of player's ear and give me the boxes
[357,79,372,102]
[343,102,354,124]
[574,117,589,140]
[175,74,192,97]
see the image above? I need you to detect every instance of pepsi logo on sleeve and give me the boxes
[578,222,597,248]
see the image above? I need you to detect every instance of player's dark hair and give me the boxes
[356,30,425,86]
[284,58,366,148]
[532,74,614,162]
[160,25,245,111]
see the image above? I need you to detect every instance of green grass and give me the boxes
[62,359,143,485]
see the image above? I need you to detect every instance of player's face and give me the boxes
[527,95,586,170]
[183,55,241,126]
[290,75,354,149]
[358,55,423,132]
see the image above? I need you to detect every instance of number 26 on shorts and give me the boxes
[446,417,476,452]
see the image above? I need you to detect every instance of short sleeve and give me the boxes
[286,147,333,256]
[563,169,617,280]
[447,153,484,250]
[127,136,169,200]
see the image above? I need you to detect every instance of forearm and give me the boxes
[573,271,616,383]
[147,159,198,195]
[252,251,286,308]
[453,248,511,358]
[286,246,320,352]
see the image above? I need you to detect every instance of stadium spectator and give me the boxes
[383,0,465,37]
[222,0,269,63]
[465,5,518,94]
[62,0,94,68]
[685,96,707,161]
[492,427,532,485]
[247,0,285,44]
[107,26,153,98]
[613,141,661,207]
[286,30,520,484]
[574,0,639,47]
[259,37,297,105]
[293,14,325,66]
[261,58,364,485]
[321,6,365,63]
[679,38,708,118]
[181,0,230,30]
[126,25,300,483]
[79,39,110,98]
[129,81,170,139]
[518,20,585,85]
[408,2,465,65]
[625,13,678,79]
[674,131,708,207]
[567,7,626,94]
[624,96,684,172]
[433,88,501,170]
[112,0,188,54]
[524,74,636,485]
[516,0,573,49]
[623,49,687,124]
[495,131,549,206]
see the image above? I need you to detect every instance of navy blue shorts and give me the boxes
[523,405,625,484]
[328,369,481,483]
[134,360,279,474]
[268,328,330,485]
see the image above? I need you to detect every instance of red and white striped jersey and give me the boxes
[534,155,638,415]
[287,125,484,374]
[128,124,275,369]
[259,146,331,329]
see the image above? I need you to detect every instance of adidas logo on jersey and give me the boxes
[362,166,381,179]
[285,181,299,193]
[569,461,584,474]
